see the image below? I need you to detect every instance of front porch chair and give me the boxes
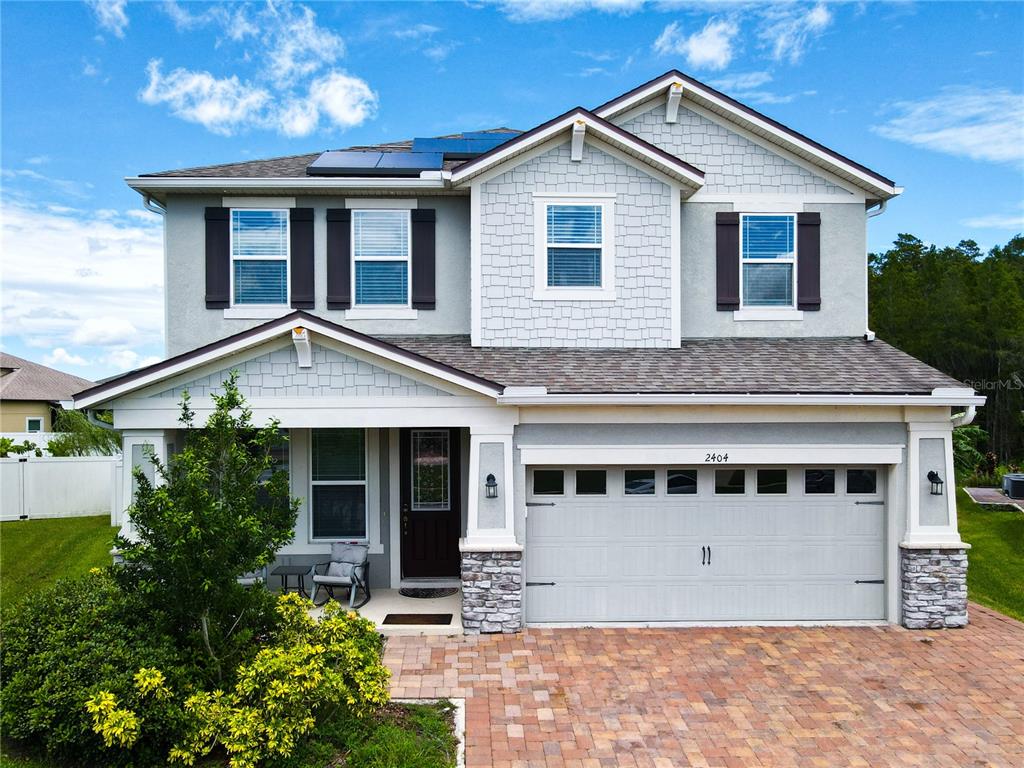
[310,543,371,609]
[237,565,268,589]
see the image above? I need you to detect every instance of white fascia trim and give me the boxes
[127,177,446,192]
[450,111,704,190]
[497,393,986,407]
[344,198,418,209]
[470,180,482,346]
[76,317,502,408]
[594,75,898,199]
[519,443,906,466]
[223,196,295,208]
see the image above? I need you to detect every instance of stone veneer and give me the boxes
[461,550,523,634]
[900,546,969,629]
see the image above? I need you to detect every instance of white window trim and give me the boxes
[713,468,747,496]
[623,468,656,496]
[802,468,838,496]
[737,212,798,315]
[533,194,616,301]
[754,468,789,496]
[530,468,566,497]
[25,417,43,432]
[350,209,413,312]
[228,208,290,311]
[309,428,370,543]
[666,467,699,496]
[574,468,608,496]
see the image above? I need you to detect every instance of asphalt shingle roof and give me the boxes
[141,129,523,178]
[0,353,94,401]
[378,335,964,395]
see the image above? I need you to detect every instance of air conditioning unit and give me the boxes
[1002,473,1024,500]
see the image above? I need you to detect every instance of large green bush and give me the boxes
[0,570,192,766]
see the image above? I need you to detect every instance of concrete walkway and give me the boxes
[385,604,1024,767]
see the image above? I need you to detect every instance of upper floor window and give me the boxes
[231,209,289,305]
[353,210,410,306]
[741,214,795,308]
[533,195,616,301]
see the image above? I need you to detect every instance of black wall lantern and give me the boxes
[485,473,498,499]
[927,471,944,496]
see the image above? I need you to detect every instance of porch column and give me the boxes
[118,430,168,546]
[900,418,969,629]
[460,425,523,634]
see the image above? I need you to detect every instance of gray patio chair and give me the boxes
[309,543,370,609]
[237,565,269,589]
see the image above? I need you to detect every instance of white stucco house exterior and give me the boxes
[75,71,982,633]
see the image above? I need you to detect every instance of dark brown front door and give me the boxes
[400,428,461,578]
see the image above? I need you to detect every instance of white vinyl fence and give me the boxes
[1,455,120,522]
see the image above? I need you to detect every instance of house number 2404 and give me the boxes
[704,452,729,463]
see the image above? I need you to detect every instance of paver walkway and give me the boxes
[385,604,1024,767]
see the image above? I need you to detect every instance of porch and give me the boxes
[310,588,464,636]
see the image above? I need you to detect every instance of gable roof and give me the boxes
[449,107,705,190]
[0,353,93,402]
[594,70,899,200]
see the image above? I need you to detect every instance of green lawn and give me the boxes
[0,515,118,610]
[957,488,1024,622]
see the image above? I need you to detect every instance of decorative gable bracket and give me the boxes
[665,82,684,123]
[292,326,312,368]
[570,121,586,161]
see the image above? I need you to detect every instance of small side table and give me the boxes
[272,565,311,598]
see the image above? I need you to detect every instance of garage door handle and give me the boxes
[854,501,885,506]
[701,546,706,565]
[855,579,885,584]
[526,502,556,507]
[526,581,556,586]
[707,545,711,565]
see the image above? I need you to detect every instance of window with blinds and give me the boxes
[311,428,367,540]
[546,204,603,287]
[231,209,288,305]
[353,210,410,306]
[741,214,796,307]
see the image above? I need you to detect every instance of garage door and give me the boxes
[525,465,885,624]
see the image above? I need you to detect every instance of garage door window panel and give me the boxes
[715,469,745,495]
[667,469,698,495]
[804,468,836,495]
[575,469,607,496]
[533,469,564,496]
[846,468,878,494]
[624,469,656,495]
[756,469,788,495]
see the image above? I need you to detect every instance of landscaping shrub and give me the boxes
[0,569,193,767]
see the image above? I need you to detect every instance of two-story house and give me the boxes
[75,72,982,633]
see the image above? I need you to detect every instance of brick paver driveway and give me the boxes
[385,604,1024,767]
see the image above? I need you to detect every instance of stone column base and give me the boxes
[900,545,969,629]
[461,550,522,634]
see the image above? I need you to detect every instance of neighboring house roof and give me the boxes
[139,129,523,179]
[0,353,93,402]
[74,312,970,410]
[593,70,898,199]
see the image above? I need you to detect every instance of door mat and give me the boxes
[399,587,459,599]
[382,613,453,625]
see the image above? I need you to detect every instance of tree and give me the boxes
[117,373,299,684]
[46,409,121,456]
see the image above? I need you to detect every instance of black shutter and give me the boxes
[326,209,351,309]
[797,212,821,311]
[411,209,436,310]
[204,207,230,308]
[715,211,740,311]
[289,208,315,309]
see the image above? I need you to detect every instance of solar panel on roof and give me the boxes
[460,131,517,142]
[306,150,443,176]
[410,136,512,158]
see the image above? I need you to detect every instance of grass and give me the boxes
[957,488,1024,622]
[0,702,458,768]
[0,515,118,610]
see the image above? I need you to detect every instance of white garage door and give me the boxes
[525,465,886,624]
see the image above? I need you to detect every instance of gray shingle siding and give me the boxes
[151,343,449,399]
[619,102,850,195]
[479,141,674,347]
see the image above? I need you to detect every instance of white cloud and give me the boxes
[758,2,832,64]
[1,168,93,199]
[709,71,772,92]
[393,23,441,39]
[261,3,344,88]
[87,0,128,38]
[654,18,738,71]
[102,349,163,371]
[0,200,164,377]
[306,71,378,129]
[873,86,1024,166]
[498,0,643,22]
[44,348,89,367]
[82,59,100,77]
[140,60,271,136]
[962,203,1024,230]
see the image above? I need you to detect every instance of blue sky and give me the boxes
[2,0,1022,380]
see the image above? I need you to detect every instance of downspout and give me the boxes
[143,194,167,216]
[951,405,976,428]
[863,199,888,341]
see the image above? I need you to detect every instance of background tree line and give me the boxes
[869,233,1024,465]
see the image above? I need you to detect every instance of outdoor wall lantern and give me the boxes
[927,471,944,496]
[485,473,499,499]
